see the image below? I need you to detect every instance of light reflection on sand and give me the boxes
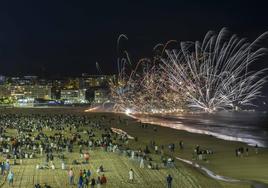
[127,113,265,147]
[84,105,267,147]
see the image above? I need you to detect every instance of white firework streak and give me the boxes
[162,28,268,112]
[110,37,183,113]
[110,29,268,113]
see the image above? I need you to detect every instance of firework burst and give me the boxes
[110,36,184,113]
[110,29,268,113]
[162,28,268,112]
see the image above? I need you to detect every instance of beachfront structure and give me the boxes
[10,85,52,99]
[93,89,110,104]
[79,74,115,89]
[60,89,87,104]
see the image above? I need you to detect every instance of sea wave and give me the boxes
[128,112,268,147]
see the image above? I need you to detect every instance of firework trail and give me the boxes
[162,28,268,112]
[110,28,267,113]
[110,36,183,113]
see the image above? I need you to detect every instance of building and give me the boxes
[63,78,79,89]
[9,76,38,86]
[93,89,110,103]
[79,74,115,89]
[10,85,52,99]
[0,75,6,85]
[79,74,115,102]
[0,85,11,98]
[0,75,115,105]
[60,89,87,104]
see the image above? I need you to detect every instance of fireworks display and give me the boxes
[110,28,268,113]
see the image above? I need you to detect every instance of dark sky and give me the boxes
[0,0,267,77]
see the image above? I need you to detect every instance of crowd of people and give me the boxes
[0,113,126,187]
[0,113,175,187]
[235,145,259,157]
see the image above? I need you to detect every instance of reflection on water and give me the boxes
[131,111,268,147]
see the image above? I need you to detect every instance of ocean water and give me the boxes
[134,111,268,147]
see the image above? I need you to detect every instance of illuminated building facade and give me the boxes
[10,85,51,99]
[60,89,87,104]
[94,89,109,103]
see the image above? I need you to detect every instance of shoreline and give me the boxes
[1,106,266,147]
[175,156,268,188]
[104,111,268,185]
[128,113,267,148]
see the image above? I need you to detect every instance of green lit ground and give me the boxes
[0,108,267,187]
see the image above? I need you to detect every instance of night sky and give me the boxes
[0,0,267,77]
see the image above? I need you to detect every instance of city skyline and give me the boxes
[0,74,113,106]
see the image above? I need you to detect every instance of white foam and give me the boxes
[129,114,265,147]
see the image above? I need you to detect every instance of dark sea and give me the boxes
[137,111,268,147]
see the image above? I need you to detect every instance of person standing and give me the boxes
[61,161,65,170]
[68,168,74,185]
[90,178,96,188]
[86,169,91,180]
[155,145,158,154]
[179,141,184,150]
[255,144,258,154]
[166,174,173,188]
[129,169,134,182]
[0,161,4,175]
[131,151,135,160]
[84,176,89,188]
[7,171,14,186]
[78,175,83,188]
[140,158,144,168]
[100,174,107,184]
[40,146,43,156]
[96,177,101,188]
[5,161,10,173]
